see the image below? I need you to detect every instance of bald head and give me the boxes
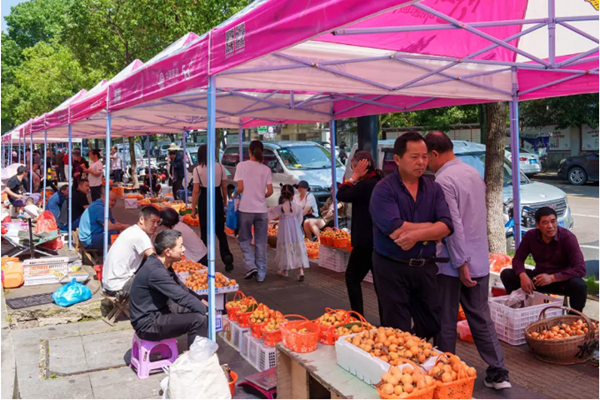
[424,131,455,173]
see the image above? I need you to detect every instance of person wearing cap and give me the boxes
[167,143,184,200]
[369,132,453,340]
[293,180,318,222]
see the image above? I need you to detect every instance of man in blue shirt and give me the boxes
[46,185,68,222]
[369,132,453,339]
[79,190,129,251]
[425,132,510,390]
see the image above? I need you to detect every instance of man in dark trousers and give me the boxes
[168,144,184,200]
[501,207,587,312]
[369,132,453,340]
[129,229,208,349]
[425,132,510,390]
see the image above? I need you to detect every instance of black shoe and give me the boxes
[245,269,258,280]
[298,274,304,282]
[484,373,512,390]
[225,263,234,272]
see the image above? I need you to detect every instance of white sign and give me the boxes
[581,124,599,151]
[546,127,570,152]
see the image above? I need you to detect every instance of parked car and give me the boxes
[222,141,345,206]
[505,146,542,177]
[345,140,573,235]
[557,152,599,185]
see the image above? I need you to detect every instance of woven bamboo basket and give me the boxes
[525,306,598,365]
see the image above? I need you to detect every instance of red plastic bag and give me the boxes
[489,253,512,273]
[35,211,63,250]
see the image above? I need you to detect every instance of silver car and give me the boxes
[345,140,573,233]
[505,146,542,177]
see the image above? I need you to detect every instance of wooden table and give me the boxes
[276,343,378,399]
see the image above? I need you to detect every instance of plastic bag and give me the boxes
[34,210,63,250]
[52,278,92,307]
[225,190,239,231]
[489,253,513,273]
[504,288,533,309]
[167,336,231,399]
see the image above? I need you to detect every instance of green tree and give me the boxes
[1,33,24,133]
[4,0,71,48]
[520,94,599,129]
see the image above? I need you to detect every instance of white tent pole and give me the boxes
[103,113,112,260]
[330,115,339,229]
[238,120,243,163]
[183,129,188,205]
[43,128,48,205]
[10,134,13,165]
[123,136,126,183]
[207,74,217,341]
[68,121,73,250]
[18,132,21,164]
[29,131,33,193]
[147,134,152,195]
[509,67,522,248]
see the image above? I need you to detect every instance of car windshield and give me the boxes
[457,152,530,186]
[277,146,342,170]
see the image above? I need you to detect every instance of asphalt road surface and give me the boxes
[532,176,599,279]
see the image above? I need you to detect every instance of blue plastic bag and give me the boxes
[52,279,92,307]
[225,189,240,230]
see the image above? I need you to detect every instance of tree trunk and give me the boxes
[128,136,139,188]
[484,102,508,254]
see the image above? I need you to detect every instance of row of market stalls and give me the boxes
[1,0,598,340]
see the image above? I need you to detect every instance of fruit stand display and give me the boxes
[267,224,278,248]
[305,239,319,259]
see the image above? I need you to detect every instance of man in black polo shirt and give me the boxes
[59,178,90,230]
[369,132,453,339]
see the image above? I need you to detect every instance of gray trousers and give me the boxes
[238,211,269,281]
[436,274,508,379]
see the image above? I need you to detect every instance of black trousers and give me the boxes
[345,246,380,318]
[436,274,507,379]
[172,180,183,200]
[113,169,123,183]
[501,269,587,312]
[372,252,441,340]
[90,186,102,202]
[136,311,207,351]
[198,187,233,265]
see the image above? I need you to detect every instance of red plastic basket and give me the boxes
[280,315,320,353]
[316,308,351,345]
[236,296,258,328]
[225,291,246,322]
[249,304,271,339]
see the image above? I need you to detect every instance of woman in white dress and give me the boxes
[293,180,319,222]
[269,184,309,281]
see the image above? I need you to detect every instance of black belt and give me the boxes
[377,252,450,267]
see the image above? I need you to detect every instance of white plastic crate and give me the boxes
[242,332,277,372]
[220,316,250,352]
[318,246,350,273]
[489,291,563,346]
[23,257,69,286]
[240,331,253,364]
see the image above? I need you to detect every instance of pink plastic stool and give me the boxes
[130,333,178,379]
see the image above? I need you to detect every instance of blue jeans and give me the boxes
[238,212,268,281]
[84,230,118,252]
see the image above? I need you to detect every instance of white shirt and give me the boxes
[234,160,272,213]
[193,163,226,188]
[88,160,104,187]
[294,192,318,217]
[111,153,122,170]
[102,225,153,291]
[156,221,207,262]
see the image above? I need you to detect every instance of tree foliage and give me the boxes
[380,105,480,133]
[519,94,599,129]
[4,0,71,48]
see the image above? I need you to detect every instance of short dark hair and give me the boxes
[535,207,558,223]
[154,229,182,255]
[159,207,180,228]
[424,131,454,154]
[140,206,160,221]
[78,178,89,187]
[59,184,69,193]
[90,149,101,158]
[17,166,28,175]
[393,131,425,157]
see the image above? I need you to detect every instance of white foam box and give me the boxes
[23,257,69,286]
[124,198,138,209]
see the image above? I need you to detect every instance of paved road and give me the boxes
[532,176,598,279]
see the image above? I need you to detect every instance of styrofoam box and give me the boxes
[241,332,277,372]
[318,246,350,273]
[489,291,563,346]
[124,198,138,209]
[23,257,69,286]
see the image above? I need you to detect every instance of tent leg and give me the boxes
[68,124,73,250]
[103,114,112,261]
[147,134,152,194]
[183,130,188,206]
[509,69,522,249]
[43,129,48,205]
[29,133,33,193]
[238,120,243,164]
[207,74,217,341]
[330,116,339,229]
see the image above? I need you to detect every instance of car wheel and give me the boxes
[568,167,587,185]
